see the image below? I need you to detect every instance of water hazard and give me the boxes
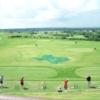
[33,54,69,64]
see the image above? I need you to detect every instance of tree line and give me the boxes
[4,29,100,41]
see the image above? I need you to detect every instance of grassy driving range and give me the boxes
[0,33,100,100]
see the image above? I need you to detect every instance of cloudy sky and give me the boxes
[0,0,100,29]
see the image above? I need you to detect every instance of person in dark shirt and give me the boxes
[20,77,24,88]
[0,75,4,87]
[86,76,91,88]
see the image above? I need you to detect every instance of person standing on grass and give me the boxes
[86,76,91,88]
[64,79,68,90]
[20,77,24,88]
[57,87,63,93]
[42,81,47,90]
[0,75,4,87]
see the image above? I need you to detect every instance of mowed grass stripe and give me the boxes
[0,67,58,80]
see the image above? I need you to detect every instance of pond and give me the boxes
[33,54,69,64]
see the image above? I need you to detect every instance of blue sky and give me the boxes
[0,0,100,29]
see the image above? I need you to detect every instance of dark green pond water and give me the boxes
[33,54,69,64]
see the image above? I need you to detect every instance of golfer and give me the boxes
[42,81,47,89]
[64,79,68,89]
[0,75,4,87]
[20,77,24,87]
[86,76,91,88]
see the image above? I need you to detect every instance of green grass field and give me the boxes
[0,33,100,100]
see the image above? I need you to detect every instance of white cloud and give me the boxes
[81,0,99,12]
[0,0,100,28]
[33,10,59,22]
[57,0,85,11]
[0,0,53,18]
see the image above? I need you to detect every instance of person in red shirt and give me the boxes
[20,77,24,87]
[64,80,68,89]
